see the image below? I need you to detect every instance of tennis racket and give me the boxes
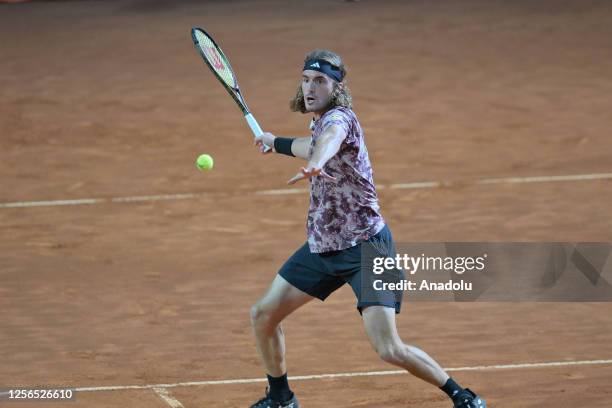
[191,27,270,151]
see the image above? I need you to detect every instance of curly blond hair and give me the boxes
[290,49,353,113]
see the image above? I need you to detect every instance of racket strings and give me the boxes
[194,31,236,88]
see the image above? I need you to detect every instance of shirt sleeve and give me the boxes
[321,109,352,143]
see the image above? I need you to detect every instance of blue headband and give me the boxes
[303,59,344,82]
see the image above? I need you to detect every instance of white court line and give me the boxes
[153,387,185,408]
[390,181,441,189]
[0,198,106,208]
[111,193,199,203]
[75,358,612,392]
[255,188,309,196]
[1,172,612,209]
[0,194,201,208]
[477,173,612,185]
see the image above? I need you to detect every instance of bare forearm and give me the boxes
[285,124,345,185]
[308,130,343,168]
[290,137,311,160]
[269,136,310,160]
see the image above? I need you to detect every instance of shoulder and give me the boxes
[322,107,356,123]
[320,107,357,133]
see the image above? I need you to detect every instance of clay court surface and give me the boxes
[2,0,612,406]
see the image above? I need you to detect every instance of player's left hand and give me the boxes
[287,166,336,185]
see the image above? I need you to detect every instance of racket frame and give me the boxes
[191,27,268,150]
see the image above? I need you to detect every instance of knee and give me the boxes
[250,302,275,332]
[376,343,405,366]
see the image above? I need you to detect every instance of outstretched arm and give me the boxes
[287,124,346,185]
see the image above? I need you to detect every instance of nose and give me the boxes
[306,80,317,93]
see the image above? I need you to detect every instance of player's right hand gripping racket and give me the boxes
[191,27,270,151]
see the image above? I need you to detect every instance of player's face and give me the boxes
[302,70,336,117]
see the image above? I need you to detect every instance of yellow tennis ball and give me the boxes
[196,154,214,171]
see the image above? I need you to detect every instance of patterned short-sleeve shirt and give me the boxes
[307,107,385,253]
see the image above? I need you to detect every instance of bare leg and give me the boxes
[362,306,449,386]
[250,275,314,376]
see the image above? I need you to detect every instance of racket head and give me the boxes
[191,27,249,114]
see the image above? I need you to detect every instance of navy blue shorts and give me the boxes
[278,224,403,314]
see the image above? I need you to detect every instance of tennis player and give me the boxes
[250,50,486,408]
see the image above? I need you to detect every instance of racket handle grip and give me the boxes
[245,113,272,152]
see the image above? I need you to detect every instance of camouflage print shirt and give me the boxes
[307,107,385,253]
